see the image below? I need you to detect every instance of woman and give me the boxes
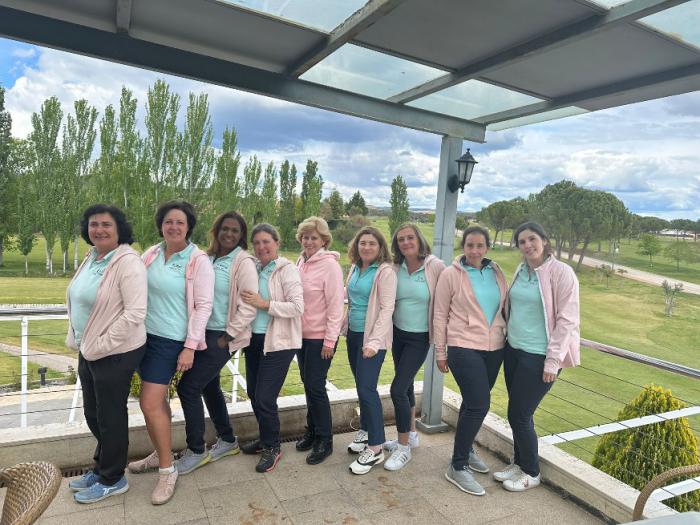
[383,223,445,471]
[239,223,304,473]
[127,201,214,506]
[66,204,146,504]
[495,222,580,492]
[434,226,508,495]
[294,217,344,465]
[173,211,258,475]
[345,226,397,475]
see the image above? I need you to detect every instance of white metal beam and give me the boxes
[115,0,132,33]
[388,0,691,104]
[286,0,408,77]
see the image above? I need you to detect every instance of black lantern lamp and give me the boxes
[449,149,478,193]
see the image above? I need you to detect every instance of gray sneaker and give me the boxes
[468,448,489,473]
[175,448,210,475]
[445,464,486,496]
[208,437,240,462]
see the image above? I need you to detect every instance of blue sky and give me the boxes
[1,37,699,219]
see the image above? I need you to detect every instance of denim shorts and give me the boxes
[138,333,184,385]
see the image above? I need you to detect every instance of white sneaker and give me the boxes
[382,431,420,453]
[493,463,523,482]
[349,448,384,475]
[503,472,541,492]
[384,444,411,471]
[347,429,369,453]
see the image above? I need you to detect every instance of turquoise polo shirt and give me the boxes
[251,259,276,335]
[461,260,500,326]
[207,247,241,331]
[347,262,378,332]
[393,262,429,333]
[507,265,548,355]
[145,242,195,342]
[68,247,117,348]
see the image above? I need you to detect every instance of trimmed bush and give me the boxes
[592,384,700,512]
[129,372,179,399]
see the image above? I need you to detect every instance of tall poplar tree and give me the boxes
[389,175,409,234]
[278,160,297,248]
[0,86,12,267]
[144,79,179,206]
[241,156,262,224]
[210,127,241,218]
[259,161,278,223]
[11,139,37,274]
[300,160,323,219]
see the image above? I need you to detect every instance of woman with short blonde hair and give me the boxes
[296,216,333,247]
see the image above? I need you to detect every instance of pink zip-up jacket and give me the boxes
[433,256,508,361]
[223,249,259,354]
[296,249,344,348]
[142,243,214,351]
[392,254,446,343]
[66,244,147,361]
[262,257,304,353]
[506,256,581,375]
[342,262,397,353]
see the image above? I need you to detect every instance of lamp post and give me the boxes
[448,148,478,193]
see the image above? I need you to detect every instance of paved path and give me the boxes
[0,342,77,373]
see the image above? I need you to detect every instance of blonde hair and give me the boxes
[347,226,391,266]
[296,216,332,247]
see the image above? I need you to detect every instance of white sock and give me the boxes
[159,465,175,474]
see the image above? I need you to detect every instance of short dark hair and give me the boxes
[80,204,134,245]
[155,200,197,240]
[208,211,248,255]
[391,223,431,264]
[251,223,280,243]
[513,221,553,258]
[462,226,491,248]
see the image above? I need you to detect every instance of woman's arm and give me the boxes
[364,267,397,355]
[432,269,453,371]
[227,257,259,339]
[184,255,215,350]
[544,264,580,376]
[322,261,345,349]
[267,265,304,318]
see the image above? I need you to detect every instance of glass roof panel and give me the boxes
[638,0,700,50]
[586,0,627,8]
[487,106,589,131]
[300,44,446,100]
[221,0,368,32]
[407,80,543,121]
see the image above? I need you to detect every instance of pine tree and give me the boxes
[345,190,368,216]
[328,189,344,220]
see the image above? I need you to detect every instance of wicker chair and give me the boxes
[0,462,62,525]
[633,464,700,521]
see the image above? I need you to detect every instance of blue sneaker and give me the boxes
[74,476,129,504]
[68,470,99,492]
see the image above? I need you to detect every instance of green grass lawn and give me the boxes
[0,352,64,388]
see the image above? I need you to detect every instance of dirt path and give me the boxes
[0,342,77,372]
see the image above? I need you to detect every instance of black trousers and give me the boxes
[504,345,555,477]
[448,346,504,470]
[297,338,335,440]
[176,330,236,454]
[390,327,430,434]
[244,334,296,448]
[78,345,145,485]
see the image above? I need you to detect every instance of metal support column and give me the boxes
[417,136,463,433]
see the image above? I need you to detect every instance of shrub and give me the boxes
[129,372,179,399]
[592,385,700,512]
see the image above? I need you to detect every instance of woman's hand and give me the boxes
[242,291,269,310]
[217,335,229,349]
[437,359,449,374]
[177,348,195,373]
[362,346,378,359]
[321,345,335,360]
[542,371,557,383]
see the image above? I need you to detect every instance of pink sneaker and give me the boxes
[151,469,178,505]
[128,450,161,474]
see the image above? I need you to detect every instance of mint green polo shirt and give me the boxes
[251,259,277,335]
[347,262,378,333]
[207,247,241,331]
[507,265,548,355]
[145,242,195,342]
[68,247,117,348]
[393,262,429,333]
[461,260,500,326]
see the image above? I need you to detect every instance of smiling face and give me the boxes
[217,217,242,256]
[396,227,420,260]
[463,232,488,268]
[162,208,189,248]
[301,229,324,258]
[253,231,280,266]
[88,213,119,255]
[358,234,380,267]
[517,228,547,266]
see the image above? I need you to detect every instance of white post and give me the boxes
[20,316,28,428]
[69,377,82,423]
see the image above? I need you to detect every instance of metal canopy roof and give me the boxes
[1,0,699,142]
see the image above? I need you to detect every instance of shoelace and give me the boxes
[358,449,378,463]
[354,431,368,442]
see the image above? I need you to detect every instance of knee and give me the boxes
[139,392,165,416]
[390,382,405,404]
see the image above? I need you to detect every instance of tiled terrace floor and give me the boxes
[2,430,605,525]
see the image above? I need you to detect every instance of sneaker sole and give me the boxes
[74,483,129,504]
[209,446,241,463]
[384,457,411,471]
[503,480,540,492]
[469,463,490,474]
[176,455,211,475]
[445,472,485,496]
[256,452,282,473]
[493,470,521,482]
[349,456,384,475]
[69,480,97,493]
